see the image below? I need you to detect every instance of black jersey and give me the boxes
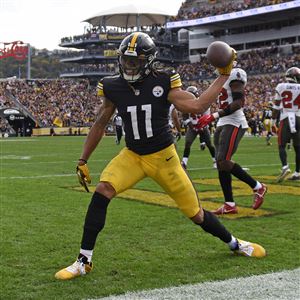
[97,70,182,155]
[262,109,272,120]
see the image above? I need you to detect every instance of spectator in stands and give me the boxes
[1,44,297,135]
[173,0,291,22]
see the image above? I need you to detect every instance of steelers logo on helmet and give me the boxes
[152,86,164,97]
[118,32,157,83]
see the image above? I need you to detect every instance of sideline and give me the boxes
[0,162,295,179]
[95,268,300,300]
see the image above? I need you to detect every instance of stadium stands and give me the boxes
[0,69,284,136]
[173,0,292,21]
[1,0,299,137]
[0,80,100,130]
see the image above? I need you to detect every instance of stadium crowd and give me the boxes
[178,45,300,81]
[0,80,99,128]
[1,69,283,135]
[2,42,298,135]
[173,0,291,21]
[60,45,299,79]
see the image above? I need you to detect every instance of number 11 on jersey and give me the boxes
[127,105,153,140]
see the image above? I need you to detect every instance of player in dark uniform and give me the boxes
[55,32,266,280]
[262,102,274,146]
[181,86,216,169]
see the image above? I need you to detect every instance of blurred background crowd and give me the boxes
[173,0,290,21]
[1,0,298,137]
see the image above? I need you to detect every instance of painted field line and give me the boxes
[93,268,300,300]
[0,162,295,180]
[189,162,295,171]
[0,159,109,166]
[0,172,101,180]
[0,139,38,142]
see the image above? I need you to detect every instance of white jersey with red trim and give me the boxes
[217,68,248,129]
[274,82,300,121]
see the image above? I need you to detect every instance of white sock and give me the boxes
[182,157,188,165]
[228,236,238,250]
[80,249,93,262]
[282,165,289,170]
[293,171,299,176]
[225,202,235,207]
[254,181,262,190]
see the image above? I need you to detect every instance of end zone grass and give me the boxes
[1,136,299,299]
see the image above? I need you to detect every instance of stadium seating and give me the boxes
[173,0,292,21]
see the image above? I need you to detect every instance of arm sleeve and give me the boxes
[170,72,182,89]
[97,79,105,97]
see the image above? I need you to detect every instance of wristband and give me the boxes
[79,158,87,163]
[212,112,219,119]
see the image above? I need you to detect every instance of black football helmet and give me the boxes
[285,67,300,84]
[186,86,199,97]
[118,32,157,83]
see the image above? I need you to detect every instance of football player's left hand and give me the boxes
[217,48,237,76]
[175,131,181,141]
[76,164,91,192]
[196,114,215,129]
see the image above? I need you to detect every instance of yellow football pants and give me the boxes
[100,144,201,218]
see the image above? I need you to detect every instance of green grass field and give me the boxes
[1,136,299,300]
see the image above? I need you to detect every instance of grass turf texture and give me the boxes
[1,136,299,299]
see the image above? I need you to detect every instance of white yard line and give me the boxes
[0,159,109,166]
[94,268,300,300]
[188,162,295,171]
[0,139,38,142]
[0,162,295,180]
[0,172,101,179]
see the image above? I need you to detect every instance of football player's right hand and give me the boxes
[76,163,91,192]
[196,114,215,129]
[217,48,237,76]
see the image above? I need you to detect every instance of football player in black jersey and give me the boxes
[262,102,273,146]
[55,32,266,280]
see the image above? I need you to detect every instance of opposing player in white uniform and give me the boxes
[181,86,216,169]
[272,67,300,182]
[197,68,267,214]
[113,113,123,145]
